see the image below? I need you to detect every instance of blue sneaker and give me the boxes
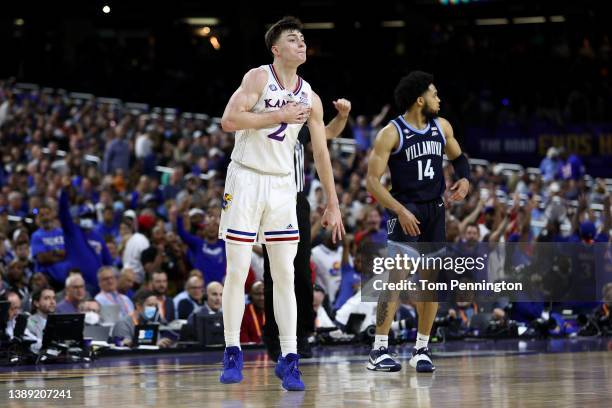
[281,353,305,391]
[366,347,402,372]
[219,346,243,384]
[275,355,288,380]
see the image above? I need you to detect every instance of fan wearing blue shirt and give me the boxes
[30,204,71,287]
[58,187,113,291]
[175,205,226,285]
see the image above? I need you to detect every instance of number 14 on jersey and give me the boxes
[417,159,435,180]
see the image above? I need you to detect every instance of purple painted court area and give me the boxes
[2,338,611,374]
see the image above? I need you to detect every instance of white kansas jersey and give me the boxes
[230,64,313,175]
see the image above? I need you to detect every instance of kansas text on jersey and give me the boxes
[230,64,313,175]
[388,115,447,203]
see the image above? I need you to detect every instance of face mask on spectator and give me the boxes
[79,218,94,229]
[85,311,100,325]
[143,306,157,321]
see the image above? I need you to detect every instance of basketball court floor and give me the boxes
[2,338,611,407]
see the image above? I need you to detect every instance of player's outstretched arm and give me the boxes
[308,92,345,243]
[439,117,470,201]
[366,125,420,236]
[220,68,310,132]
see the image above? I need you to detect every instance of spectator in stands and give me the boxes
[174,199,226,285]
[102,124,130,175]
[6,260,29,302]
[58,186,113,290]
[333,234,361,311]
[173,269,203,312]
[539,147,563,182]
[176,275,204,319]
[354,206,386,246]
[30,203,70,288]
[181,281,223,341]
[201,281,223,315]
[313,286,336,330]
[95,205,120,243]
[240,281,264,344]
[150,271,175,322]
[79,300,103,326]
[7,191,26,218]
[94,266,134,319]
[26,286,56,353]
[111,290,173,348]
[56,274,86,314]
[5,291,22,338]
[13,240,35,281]
[122,211,152,284]
[117,267,136,298]
[312,231,344,305]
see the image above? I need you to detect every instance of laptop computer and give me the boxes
[195,314,224,346]
[100,305,121,325]
[134,323,159,347]
[84,325,111,342]
[42,314,84,348]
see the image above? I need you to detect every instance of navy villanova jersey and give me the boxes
[388,115,446,203]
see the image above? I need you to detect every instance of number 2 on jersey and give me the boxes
[267,123,287,142]
[417,159,435,180]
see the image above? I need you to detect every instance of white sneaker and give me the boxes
[409,347,436,372]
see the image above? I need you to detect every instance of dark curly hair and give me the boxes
[264,16,303,54]
[394,71,434,111]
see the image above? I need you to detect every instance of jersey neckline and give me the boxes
[398,115,430,134]
[269,64,303,95]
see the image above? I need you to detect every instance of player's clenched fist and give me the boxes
[332,98,352,118]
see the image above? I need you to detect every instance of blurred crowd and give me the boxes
[0,77,611,355]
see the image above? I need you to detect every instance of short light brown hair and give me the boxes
[264,16,303,54]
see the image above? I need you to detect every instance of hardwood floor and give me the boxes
[1,348,611,407]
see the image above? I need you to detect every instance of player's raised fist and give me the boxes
[332,98,352,118]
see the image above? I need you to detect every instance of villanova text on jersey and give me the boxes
[388,116,446,203]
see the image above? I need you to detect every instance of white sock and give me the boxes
[279,336,297,356]
[222,243,253,349]
[267,243,299,357]
[373,335,388,350]
[415,333,429,350]
[224,331,241,349]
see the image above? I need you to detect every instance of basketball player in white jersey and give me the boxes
[218,16,344,391]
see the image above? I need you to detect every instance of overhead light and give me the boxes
[14,18,24,26]
[102,5,111,14]
[550,15,566,23]
[210,36,221,50]
[475,18,509,26]
[184,17,220,26]
[381,20,405,28]
[302,22,334,29]
[513,16,546,24]
[196,26,211,37]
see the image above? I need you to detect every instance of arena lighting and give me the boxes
[102,5,110,14]
[196,26,211,37]
[184,17,220,26]
[475,18,509,26]
[381,20,406,28]
[210,36,221,50]
[513,16,546,24]
[302,22,334,29]
[550,15,566,23]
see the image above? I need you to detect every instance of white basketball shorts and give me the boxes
[218,161,299,245]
